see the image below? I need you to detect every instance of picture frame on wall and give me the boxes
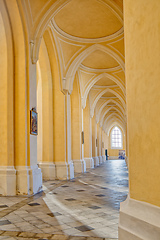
[82,131,84,144]
[30,108,38,135]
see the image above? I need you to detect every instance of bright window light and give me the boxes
[111,126,122,149]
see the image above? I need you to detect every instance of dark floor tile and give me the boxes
[0,220,11,225]
[28,203,40,206]
[88,206,101,210]
[0,205,8,208]
[75,225,94,232]
[65,198,76,201]
[95,194,106,197]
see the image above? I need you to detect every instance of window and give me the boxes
[111,126,122,149]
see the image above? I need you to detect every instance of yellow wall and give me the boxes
[37,38,54,164]
[0,12,14,166]
[84,96,92,158]
[43,29,66,163]
[124,0,160,206]
[71,76,82,160]
[92,115,97,158]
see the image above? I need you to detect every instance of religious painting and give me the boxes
[30,108,38,135]
[82,131,84,144]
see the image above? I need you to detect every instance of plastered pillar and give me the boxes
[37,39,55,180]
[92,115,99,167]
[41,30,74,180]
[15,59,42,195]
[53,89,74,180]
[71,77,86,173]
[4,0,42,195]
[83,97,94,169]
[119,1,160,239]
[102,130,106,162]
[0,4,16,195]
[97,123,102,164]
[98,126,103,164]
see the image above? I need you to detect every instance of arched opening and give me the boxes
[108,125,125,160]
[111,126,123,149]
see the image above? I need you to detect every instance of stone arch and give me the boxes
[23,0,123,64]
[100,107,124,127]
[82,72,125,109]
[103,113,125,130]
[66,44,125,93]
[91,88,126,117]
[96,99,125,123]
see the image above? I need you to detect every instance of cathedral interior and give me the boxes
[0,0,160,239]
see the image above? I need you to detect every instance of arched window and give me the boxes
[111,126,122,149]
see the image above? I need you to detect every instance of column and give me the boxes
[42,30,74,180]
[102,130,106,162]
[0,4,16,195]
[98,125,103,164]
[37,39,55,180]
[83,97,94,169]
[53,90,74,179]
[5,0,42,195]
[119,1,160,239]
[92,115,99,166]
[97,123,102,164]
[71,77,86,173]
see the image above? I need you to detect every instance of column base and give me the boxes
[55,162,74,180]
[16,165,42,195]
[0,166,16,196]
[72,159,86,173]
[38,162,55,181]
[84,158,94,169]
[98,156,103,164]
[93,157,99,167]
[102,155,106,163]
[119,196,160,240]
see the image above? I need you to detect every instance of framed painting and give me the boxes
[30,108,38,135]
[82,131,84,144]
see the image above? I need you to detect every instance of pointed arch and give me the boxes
[65,44,125,93]
[99,107,124,127]
[103,113,125,130]
[82,72,125,108]
[96,99,125,123]
[90,88,126,117]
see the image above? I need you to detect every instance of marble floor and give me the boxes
[0,160,128,240]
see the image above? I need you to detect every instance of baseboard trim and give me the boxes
[119,196,160,240]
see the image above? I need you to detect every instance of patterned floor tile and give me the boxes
[0,160,128,239]
[75,225,94,232]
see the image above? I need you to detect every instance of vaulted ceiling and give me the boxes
[23,0,125,134]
